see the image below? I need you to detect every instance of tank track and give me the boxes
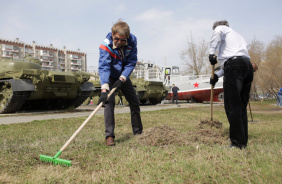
[72,91,91,108]
[0,90,30,113]
[158,91,168,103]
[2,91,30,113]
[21,91,91,110]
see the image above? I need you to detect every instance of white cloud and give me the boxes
[135,9,213,67]
[1,1,279,70]
[113,4,127,14]
[135,9,173,22]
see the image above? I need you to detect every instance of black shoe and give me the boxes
[228,144,237,149]
[134,131,142,135]
[226,144,245,150]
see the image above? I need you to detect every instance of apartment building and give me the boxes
[0,38,87,72]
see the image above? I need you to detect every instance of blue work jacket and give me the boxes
[98,32,137,86]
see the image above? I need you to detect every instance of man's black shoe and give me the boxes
[225,144,245,150]
[134,131,142,135]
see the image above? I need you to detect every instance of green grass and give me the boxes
[0,102,281,183]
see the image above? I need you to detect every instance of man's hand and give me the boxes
[252,62,258,72]
[210,74,219,86]
[98,92,108,105]
[113,79,124,90]
[209,54,218,65]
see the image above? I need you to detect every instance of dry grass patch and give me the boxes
[0,101,281,183]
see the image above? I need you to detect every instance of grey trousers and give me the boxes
[172,94,178,104]
[104,77,143,139]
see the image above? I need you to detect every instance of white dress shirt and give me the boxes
[209,25,250,77]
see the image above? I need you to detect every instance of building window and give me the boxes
[4,45,13,50]
[4,51,11,56]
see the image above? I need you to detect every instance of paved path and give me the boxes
[0,103,222,125]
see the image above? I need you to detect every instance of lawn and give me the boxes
[0,101,281,183]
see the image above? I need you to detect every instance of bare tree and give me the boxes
[248,37,265,100]
[251,36,282,101]
[263,36,282,99]
[180,34,210,75]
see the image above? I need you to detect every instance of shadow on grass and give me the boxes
[115,133,133,144]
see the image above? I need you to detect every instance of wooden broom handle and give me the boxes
[210,65,215,121]
[60,88,116,152]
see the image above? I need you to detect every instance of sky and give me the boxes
[1,0,281,72]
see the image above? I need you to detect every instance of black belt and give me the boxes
[229,56,249,60]
[224,56,250,69]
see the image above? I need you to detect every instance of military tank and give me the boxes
[87,75,168,106]
[86,80,121,105]
[0,56,95,113]
[131,77,168,105]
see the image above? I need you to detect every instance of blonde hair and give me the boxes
[111,19,130,38]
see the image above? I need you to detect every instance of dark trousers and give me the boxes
[104,77,143,139]
[224,57,253,148]
[172,94,178,104]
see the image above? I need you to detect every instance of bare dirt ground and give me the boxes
[137,120,224,147]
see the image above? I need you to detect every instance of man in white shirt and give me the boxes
[209,20,254,149]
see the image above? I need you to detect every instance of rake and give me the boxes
[248,101,260,123]
[40,88,116,167]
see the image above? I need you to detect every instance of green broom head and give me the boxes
[40,151,71,167]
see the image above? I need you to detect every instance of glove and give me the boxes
[98,92,108,105]
[113,79,124,90]
[209,54,218,65]
[210,74,219,86]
